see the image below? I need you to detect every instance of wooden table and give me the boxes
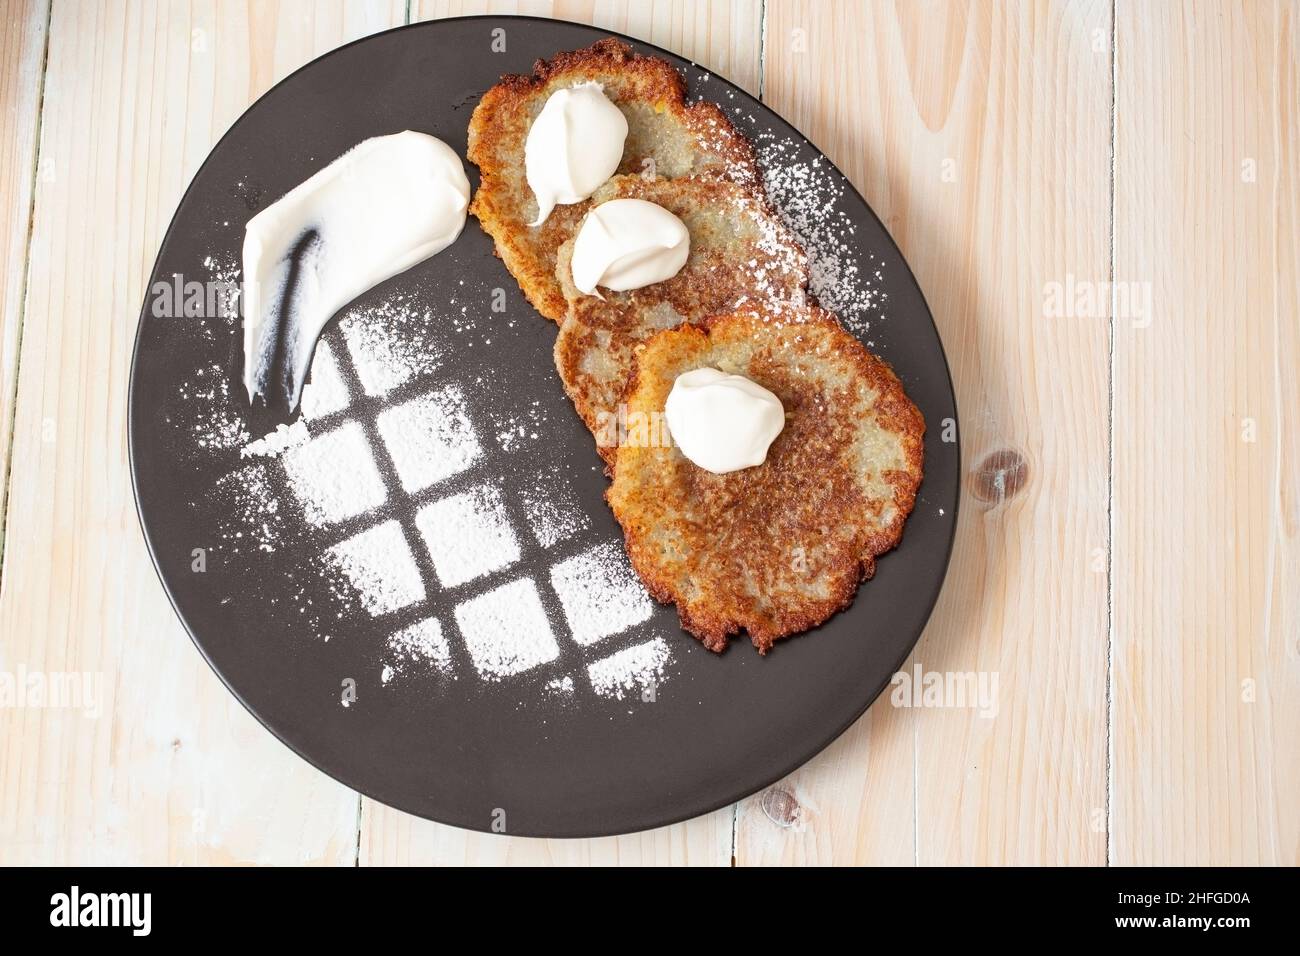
[0,0,1295,866]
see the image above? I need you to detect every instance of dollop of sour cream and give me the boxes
[242,131,469,409]
[570,198,690,296]
[525,82,628,226]
[664,368,785,474]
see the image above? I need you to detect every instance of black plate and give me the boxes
[129,16,959,838]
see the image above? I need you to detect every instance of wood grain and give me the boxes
[0,0,404,866]
[734,0,1114,865]
[416,0,764,95]
[357,0,763,867]
[1111,0,1300,865]
[0,0,48,557]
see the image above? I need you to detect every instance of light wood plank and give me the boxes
[357,0,762,865]
[363,809,734,866]
[417,0,763,95]
[0,0,404,866]
[735,0,1113,865]
[0,0,48,557]
[1111,0,1300,865]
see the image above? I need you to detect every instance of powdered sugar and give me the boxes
[545,675,575,697]
[383,617,453,682]
[415,484,520,587]
[300,340,350,420]
[732,192,809,314]
[210,463,282,554]
[550,542,653,646]
[587,638,671,700]
[678,116,883,332]
[282,421,387,526]
[242,420,309,458]
[199,254,243,323]
[341,299,442,396]
[327,520,425,615]
[181,363,249,451]
[756,135,884,334]
[376,386,481,493]
[454,578,560,679]
[492,399,549,452]
[518,464,590,549]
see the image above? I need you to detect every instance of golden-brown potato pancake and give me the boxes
[607,307,925,653]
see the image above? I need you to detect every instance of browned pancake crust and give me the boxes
[606,307,925,653]
[552,174,809,462]
[467,38,758,321]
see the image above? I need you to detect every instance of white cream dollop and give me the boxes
[570,199,690,296]
[242,130,469,409]
[525,82,627,226]
[664,368,785,474]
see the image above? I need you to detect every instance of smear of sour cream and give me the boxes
[242,130,469,409]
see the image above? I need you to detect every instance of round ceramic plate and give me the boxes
[129,16,959,837]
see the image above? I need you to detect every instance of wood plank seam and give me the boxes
[1105,0,1117,869]
[0,0,51,589]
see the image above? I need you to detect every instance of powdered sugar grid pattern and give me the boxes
[258,302,669,702]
